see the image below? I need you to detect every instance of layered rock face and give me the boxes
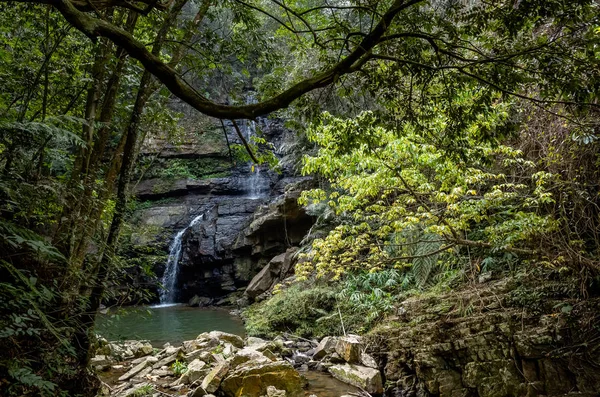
[366,280,600,397]
[125,115,314,303]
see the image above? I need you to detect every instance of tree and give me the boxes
[0,0,598,395]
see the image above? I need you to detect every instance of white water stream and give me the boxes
[159,213,205,304]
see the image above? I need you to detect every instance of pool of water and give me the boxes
[303,371,361,395]
[95,304,245,346]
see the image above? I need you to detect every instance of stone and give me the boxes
[198,331,244,349]
[189,295,214,307]
[90,355,111,370]
[313,336,337,360]
[200,361,230,393]
[220,361,304,397]
[360,353,378,369]
[247,337,267,346]
[222,343,236,357]
[328,353,345,364]
[151,369,170,377]
[189,387,214,397]
[228,348,272,369]
[132,366,153,380]
[119,357,157,382]
[245,261,279,299]
[335,335,362,363]
[176,359,207,385]
[266,385,286,397]
[328,364,383,394]
[185,349,215,364]
[153,352,181,369]
[183,338,218,354]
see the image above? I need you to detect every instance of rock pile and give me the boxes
[93,332,383,397]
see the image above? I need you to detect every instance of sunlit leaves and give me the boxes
[298,88,559,279]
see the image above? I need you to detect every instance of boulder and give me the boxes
[313,336,338,360]
[245,248,300,299]
[247,337,267,346]
[335,335,361,363]
[228,348,273,369]
[189,295,214,307]
[328,364,383,394]
[220,361,304,397]
[198,331,244,349]
[185,349,214,364]
[183,338,218,354]
[200,361,230,393]
[176,359,207,385]
[245,261,278,299]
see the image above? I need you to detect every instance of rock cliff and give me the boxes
[365,277,600,397]
[122,114,314,304]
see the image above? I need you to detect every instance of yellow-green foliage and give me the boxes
[298,91,559,279]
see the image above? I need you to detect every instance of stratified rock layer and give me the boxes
[367,280,600,397]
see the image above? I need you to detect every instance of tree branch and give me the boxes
[13,0,424,120]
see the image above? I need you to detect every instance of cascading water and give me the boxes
[241,118,263,199]
[159,213,205,304]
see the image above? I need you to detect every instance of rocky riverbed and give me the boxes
[94,332,380,397]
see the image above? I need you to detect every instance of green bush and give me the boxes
[244,282,366,338]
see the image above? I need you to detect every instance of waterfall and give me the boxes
[240,117,264,199]
[248,164,261,199]
[159,213,205,304]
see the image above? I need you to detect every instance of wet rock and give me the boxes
[220,361,304,397]
[328,364,383,394]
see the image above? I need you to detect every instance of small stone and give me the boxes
[266,385,287,397]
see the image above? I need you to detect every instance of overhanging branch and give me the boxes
[11,0,424,120]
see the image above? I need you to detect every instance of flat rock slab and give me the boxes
[118,357,158,382]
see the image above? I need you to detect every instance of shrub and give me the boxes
[244,281,365,338]
[171,360,187,376]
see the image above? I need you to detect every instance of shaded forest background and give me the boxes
[0,0,599,395]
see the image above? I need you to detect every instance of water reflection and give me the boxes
[95,305,245,346]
